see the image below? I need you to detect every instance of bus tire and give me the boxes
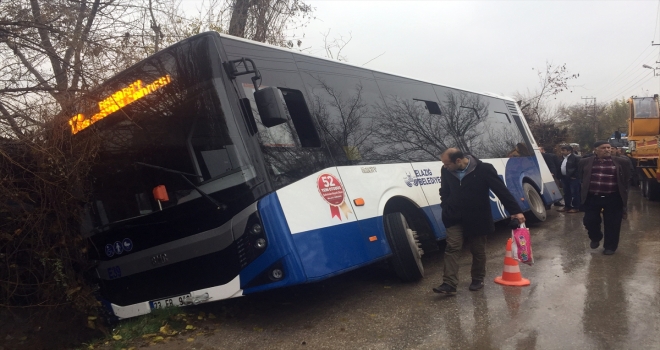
[384,212,424,282]
[648,180,660,201]
[523,183,546,223]
[641,180,648,198]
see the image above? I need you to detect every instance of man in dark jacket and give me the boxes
[539,146,559,177]
[558,145,581,213]
[433,148,525,295]
[578,141,631,255]
[539,146,563,206]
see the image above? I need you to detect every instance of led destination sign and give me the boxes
[69,75,171,134]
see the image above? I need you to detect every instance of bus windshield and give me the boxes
[73,37,252,229]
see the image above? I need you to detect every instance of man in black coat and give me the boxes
[539,146,563,206]
[539,146,559,178]
[433,148,525,295]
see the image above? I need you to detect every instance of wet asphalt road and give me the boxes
[154,188,660,350]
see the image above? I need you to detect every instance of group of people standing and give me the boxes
[541,142,632,255]
[433,142,632,296]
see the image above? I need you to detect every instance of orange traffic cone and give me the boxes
[494,238,530,286]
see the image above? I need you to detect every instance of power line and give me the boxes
[592,47,654,97]
[603,73,655,102]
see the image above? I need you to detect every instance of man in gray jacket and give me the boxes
[578,141,631,255]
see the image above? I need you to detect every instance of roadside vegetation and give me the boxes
[0,1,312,348]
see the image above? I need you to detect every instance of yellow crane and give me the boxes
[627,95,660,199]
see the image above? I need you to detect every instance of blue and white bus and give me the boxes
[70,32,561,319]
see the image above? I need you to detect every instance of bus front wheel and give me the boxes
[384,212,424,282]
[523,183,547,223]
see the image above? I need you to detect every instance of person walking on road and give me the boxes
[433,148,526,295]
[578,141,631,255]
[559,145,581,213]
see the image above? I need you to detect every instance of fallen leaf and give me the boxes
[87,316,97,321]
[128,347,136,350]
[197,311,206,320]
[87,346,94,350]
[159,324,177,336]
[112,335,122,340]
[185,325,195,330]
[66,286,82,296]
[152,336,164,342]
[141,333,158,338]
[187,338,195,342]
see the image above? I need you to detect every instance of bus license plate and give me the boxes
[150,294,191,310]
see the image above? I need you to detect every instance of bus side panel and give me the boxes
[276,167,393,280]
[240,192,307,293]
[480,158,513,220]
[408,162,447,239]
[336,163,435,251]
[504,155,559,208]
[290,218,384,280]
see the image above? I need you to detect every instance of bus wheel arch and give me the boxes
[382,197,431,282]
[521,180,546,223]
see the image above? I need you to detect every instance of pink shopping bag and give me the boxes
[511,224,534,266]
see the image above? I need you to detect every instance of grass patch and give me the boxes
[101,307,187,349]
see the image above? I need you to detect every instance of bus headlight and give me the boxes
[250,223,263,235]
[254,238,267,249]
[270,269,283,280]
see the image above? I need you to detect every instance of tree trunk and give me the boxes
[228,0,253,37]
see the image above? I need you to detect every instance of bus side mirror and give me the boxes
[254,87,288,127]
[614,131,621,140]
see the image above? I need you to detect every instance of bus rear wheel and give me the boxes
[523,183,546,223]
[384,212,424,282]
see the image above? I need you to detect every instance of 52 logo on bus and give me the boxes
[316,174,353,221]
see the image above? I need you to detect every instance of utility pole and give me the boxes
[582,96,597,140]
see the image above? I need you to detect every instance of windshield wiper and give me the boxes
[134,162,227,211]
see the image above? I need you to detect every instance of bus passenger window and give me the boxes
[278,88,321,148]
[414,99,442,115]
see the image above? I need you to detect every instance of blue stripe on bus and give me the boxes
[241,192,307,294]
[421,205,447,240]
[291,216,391,281]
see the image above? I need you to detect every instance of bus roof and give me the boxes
[217,32,518,104]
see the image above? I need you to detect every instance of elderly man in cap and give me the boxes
[577,141,631,255]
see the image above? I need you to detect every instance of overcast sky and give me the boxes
[185,0,660,107]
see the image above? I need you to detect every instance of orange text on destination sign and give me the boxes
[68,75,171,134]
